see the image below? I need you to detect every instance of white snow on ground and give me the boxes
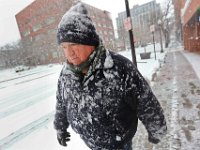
[0,44,184,150]
[0,64,58,82]
[182,51,200,80]
[169,52,180,150]
[119,43,166,81]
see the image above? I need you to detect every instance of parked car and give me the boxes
[15,65,30,73]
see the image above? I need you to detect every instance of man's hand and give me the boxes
[148,135,160,144]
[57,132,71,146]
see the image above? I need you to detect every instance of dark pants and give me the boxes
[123,140,132,150]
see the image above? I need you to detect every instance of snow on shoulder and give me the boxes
[104,50,114,69]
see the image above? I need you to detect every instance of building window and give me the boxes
[33,24,42,32]
[46,17,56,25]
[47,29,56,35]
[23,29,30,37]
[35,34,45,42]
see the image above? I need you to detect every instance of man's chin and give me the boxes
[70,61,81,66]
[66,59,81,66]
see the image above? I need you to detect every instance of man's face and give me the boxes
[60,42,95,65]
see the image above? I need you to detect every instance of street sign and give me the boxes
[124,17,132,31]
[150,25,155,33]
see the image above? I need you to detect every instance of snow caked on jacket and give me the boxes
[54,47,167,149]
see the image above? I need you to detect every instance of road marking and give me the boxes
[0,112,54,149]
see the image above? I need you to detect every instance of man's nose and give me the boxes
[65,48,75,56]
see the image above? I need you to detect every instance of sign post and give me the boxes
[124,17,132,31]
[150,25,156,60]
[124,0,137,67]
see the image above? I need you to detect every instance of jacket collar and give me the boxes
[61,48,114,76]
[92,49,114,70]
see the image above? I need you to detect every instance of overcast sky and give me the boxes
[0,0,165,47]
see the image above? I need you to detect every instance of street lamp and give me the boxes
[158,19,164,53]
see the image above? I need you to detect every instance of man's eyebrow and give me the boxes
[70,43,79,46]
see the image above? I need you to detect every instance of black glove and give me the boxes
[57,132,70,146]
[148,135,160,144]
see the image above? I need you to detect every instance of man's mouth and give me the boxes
[70,57,78,61]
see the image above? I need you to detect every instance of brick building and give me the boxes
[15,0,115,65]
[181,0,200,52]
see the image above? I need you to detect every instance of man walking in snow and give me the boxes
[54,2,167,150]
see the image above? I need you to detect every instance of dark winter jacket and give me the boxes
[54,47,167,149]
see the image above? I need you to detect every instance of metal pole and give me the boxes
[159,25,164,53]
[152,32,156,60]
[125,0,137,67]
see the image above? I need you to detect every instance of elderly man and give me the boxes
[54,2,167,150]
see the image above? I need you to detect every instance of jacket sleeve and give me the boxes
[54,76,69,133]
[125,63,167,144]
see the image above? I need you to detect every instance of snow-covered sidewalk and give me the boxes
[182,51,200,80]
[132,50,200,150]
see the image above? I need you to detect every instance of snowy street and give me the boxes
[0,46,200,150]
[0,65,63,149]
